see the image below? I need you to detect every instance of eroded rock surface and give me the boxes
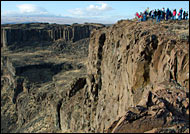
[107,82,189,133]
[1,43,88,133]
[86,20,189,132]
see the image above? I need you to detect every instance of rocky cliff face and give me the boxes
[1,23,104,49]
[1,20,189,133]
[85,20,189,132]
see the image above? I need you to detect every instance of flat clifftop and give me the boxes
[1,20,189,133]
[1,22,105,30]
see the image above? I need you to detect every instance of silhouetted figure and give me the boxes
[185,11,188,20]
[169,10,172,19]
[166,8,170,21]
[156,9,161,23]
[178,8,183,20]
[143,10,148,21]
[154,9,157,19]
[149,10,152,20]
[183,11,186,20]
[161,8,165,20]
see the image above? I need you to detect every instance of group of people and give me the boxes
[135,7,189,23]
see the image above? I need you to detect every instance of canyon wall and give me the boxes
[1,23,105,48]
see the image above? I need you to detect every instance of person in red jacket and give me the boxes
[172,9,177,20]
[136,12,140,18]
[136,12,142,22]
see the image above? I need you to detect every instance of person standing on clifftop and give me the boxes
[140,12,143,21]
[147,7,149,14]
[148,10,152,20]
[154,9,157,19]
[146,7,149,18]
[178,8,183,20]
[143,10,148,21]
[185,11,188,20]
[169,10,173,20]
[172,9,177,20]
[136,12,142,22]
[161,8,165,20]
[135,12,139,19]
[151,10,155,20]
[166,8,170,21]
[183,11,186,20]
[156,9,161,23]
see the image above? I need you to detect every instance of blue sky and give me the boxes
[1,1,189,24]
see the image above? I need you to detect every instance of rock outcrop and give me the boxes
[107,82,189,133]
[1,20,189,133]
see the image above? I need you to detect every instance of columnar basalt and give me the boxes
[1,23,105,49]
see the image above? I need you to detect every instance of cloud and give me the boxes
[86,2,113,12]
[2,10,15,16]
[68,8,84,16]
[16,4,48,14]
[2,2,115,24]
[68,2,113,17]
[2,4,49,16]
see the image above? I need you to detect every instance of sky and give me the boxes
[1,1,189,24]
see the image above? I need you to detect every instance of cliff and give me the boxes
[85,19,189,132]
[1,20,189,133]
[1,23,105,49]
